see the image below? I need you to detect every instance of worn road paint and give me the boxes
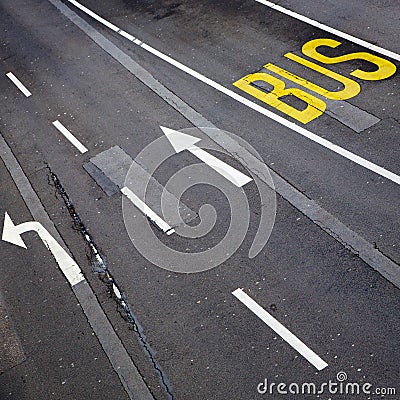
[232,288,328,371]
[121,186,175,234]
[52,120,88,154]
[161,126,253,187]
[6,72,32,97]
[255,0,400,62]
[65,0,400,186]
[2,212,85,286]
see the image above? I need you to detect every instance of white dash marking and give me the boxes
[52,120,88,154]
[113,283,122,300]
[121,186,175,234]
[6,72,32,97]
[66,0,400,186]
[255,0,400,62]
[232,288,328,371]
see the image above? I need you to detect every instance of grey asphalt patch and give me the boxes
[0,295,25,374]
[0,132,155,400]
[90,145,133,189]
[88,145,197,226]
[259,68,380,133]
[83,161,120,196]
[325,99,380,133]
[48,0,400,289]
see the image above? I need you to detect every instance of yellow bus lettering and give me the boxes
[301,38,396,81]
[281,53,361,100]
[233,72,326,124]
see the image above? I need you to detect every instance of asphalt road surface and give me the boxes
[0,1,399,399]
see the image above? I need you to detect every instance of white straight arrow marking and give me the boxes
[2,212,85,286]
[233,288,328,371]
[65,1,400,187]
[160,126,252,187]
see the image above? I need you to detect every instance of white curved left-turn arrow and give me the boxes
[2,212,84,286]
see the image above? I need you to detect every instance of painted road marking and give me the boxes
[52,120,88,154]
[5,72,32,97]
[161,126,253,187]
[2,212,85,286]
[64,0,400,186]
[121,186,175,234]
[232,288,328,371]
[300,38,397,81]
[49,2,400,288]
[233,38,395,125]
[255,0,400,62]
[0,130,155,400]
[262,67,380,133]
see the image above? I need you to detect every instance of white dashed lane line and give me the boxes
[121,186,175,235]
[6,72,32,97]
[63,0,400,187]
[255,0,400,62]
[52,120,88,154]
[232,288,328,371]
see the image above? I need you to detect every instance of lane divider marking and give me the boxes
[232,288,328,371]
[6,72,32,97]
[52,120,88,154]
[66,0,400,186]
[255,0,400,62]
[121,186,175,235]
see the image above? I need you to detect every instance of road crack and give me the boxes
[47,166,174,400]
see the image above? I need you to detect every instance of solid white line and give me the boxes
[121,186,175,234]
[255,0,400,62]
[232,288,328,371]
[6,72,32,97]
[52,120,88,154]
[119,30,136,41]
[66,0,400,187]
[68,0,119,32]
